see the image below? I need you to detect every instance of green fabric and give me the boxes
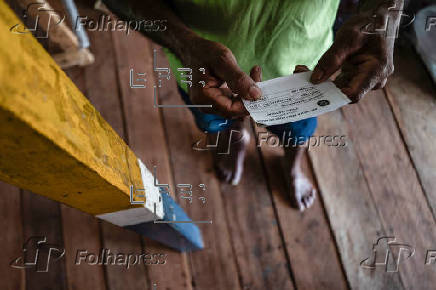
[164,0,340,91]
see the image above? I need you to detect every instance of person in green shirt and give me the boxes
[103,0,402,211]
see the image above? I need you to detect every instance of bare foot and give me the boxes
[211,65,258,185]
[289,170,316,211]
[212,121,249,186]
[285,146,316,211]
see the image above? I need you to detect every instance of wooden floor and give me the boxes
[1,8,436,290]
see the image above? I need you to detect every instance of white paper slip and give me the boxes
[242,71,351,126]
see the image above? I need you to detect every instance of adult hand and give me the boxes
[182,38,261,118]
[311,4,401,103]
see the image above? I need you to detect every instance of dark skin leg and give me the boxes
[209,66,316,209]
[207,65,261,185]
[210,118,249,185]
[284,65,317,211]
[210,117,317,211]
[284,145,316,211]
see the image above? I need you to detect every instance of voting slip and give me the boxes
[242,71,351,126]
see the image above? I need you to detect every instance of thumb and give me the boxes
[250,65,262,83]
[293,65,309,73]
[213,51,262,100]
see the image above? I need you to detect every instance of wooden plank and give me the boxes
[217,123,295,290]
[253,125,349,290]
[385,45,436,218]
[0,182,25,290]
[61,205,107,290]
[341,90,436,289]
[21,191,67,290]
[100,222,150,290]
[111,29,192,289]
[0,0,159,217]
[82,25,150,290]
[309,109,403,289]
[59,66,106,290]
[156,48,241,290]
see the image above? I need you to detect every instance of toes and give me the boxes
[230,171,240,186]
[290,177,316,211]
[298,200,305,211]
[215,164,235,184]
[308,189,316,207]
[214,164,230,182]
[214,138,246,185]
[214,164,224,180]
[230,177,239,186]
[300,196,309,211]
[300,189,316,210]
[302,196,311,208]
[230,161,244,186]
[223,170,232,183]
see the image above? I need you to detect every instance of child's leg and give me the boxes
[268,117,317,211]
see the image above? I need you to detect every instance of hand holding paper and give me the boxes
[242,71,351,126]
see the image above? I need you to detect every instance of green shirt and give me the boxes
[166,0,340,89]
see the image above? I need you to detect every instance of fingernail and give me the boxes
[311,68,324,83]
[294,65,306,72]
[249,85,262,100]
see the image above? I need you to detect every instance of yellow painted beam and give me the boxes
[0,0,160,217]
